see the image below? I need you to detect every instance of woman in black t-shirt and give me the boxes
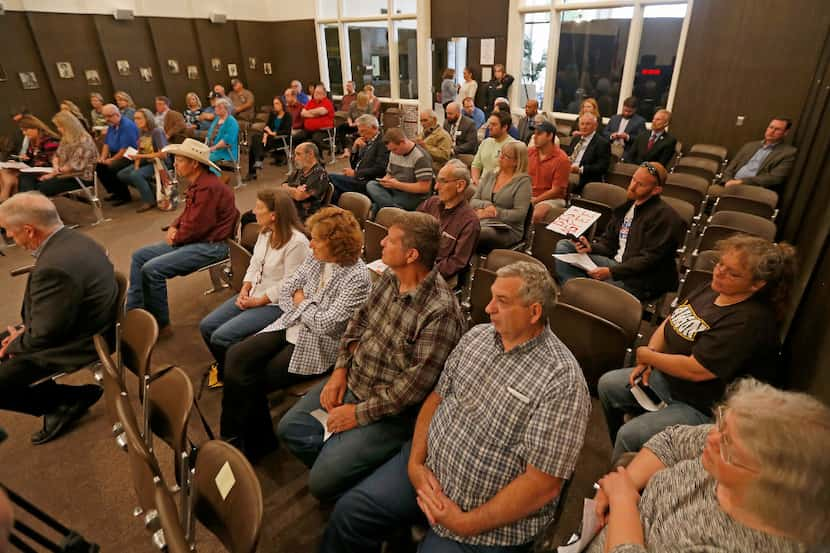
[598,234,797,461]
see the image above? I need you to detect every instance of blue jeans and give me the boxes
[598,368,712,461]
[329,173,365,205]
[553,239,640,296]
[117,162,156,205]
[366,180,426,213]
[276,378,415,501]
[199,296,282,375]
[322,442,531,553]
[127,241,229,327]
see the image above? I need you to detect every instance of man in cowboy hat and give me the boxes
[127,138,239,334]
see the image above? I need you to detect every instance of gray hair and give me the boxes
[421,108,436,122]
[297,141,321,163]
[724,378,830,545]
[579,112,598,125]
[0,191,63,230]
[102,103,119,116]
[441,159,471,189]
[355,114,379,129]
[214,97,232,113]
[496,261,558,313]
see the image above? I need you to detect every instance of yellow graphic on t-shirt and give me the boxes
[669,302,710,341]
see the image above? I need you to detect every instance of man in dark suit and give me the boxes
[603,96,647,156]
[329,114,389,204]
[443,102,478,156]
[720,117,797,190]
[623,109,677,168]
[0,192,117,444]
[568,112,611,194]
[517,99,540,143]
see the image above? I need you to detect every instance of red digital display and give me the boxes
[641,69,661,76]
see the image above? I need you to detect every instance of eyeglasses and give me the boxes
[715,406,758,472]
[640,162,665,186]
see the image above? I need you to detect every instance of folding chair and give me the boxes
[322,182,334,207]
[558,278,642,347]
[322,127,337,165]
[56,174,109,225]
[529,221,567,278]
[711,185,778,220]
[673,156,720,184]
[663,172,710,214]
[688,143,728,165]
[338,192,372,229]
[605,162,639,189]
[689,211,776,266]
[571,182,628,234]
[656,250,719,319]
[227,239,253,292]
[153,479,191,553]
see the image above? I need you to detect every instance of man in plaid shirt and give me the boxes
[277,211,465,501]
[321,262,591,552]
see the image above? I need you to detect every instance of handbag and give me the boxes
[154,158,179,211]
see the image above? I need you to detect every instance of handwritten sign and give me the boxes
[546,206,602,238]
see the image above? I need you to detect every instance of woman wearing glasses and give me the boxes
[588,378,829,553]
[599,234,797,461]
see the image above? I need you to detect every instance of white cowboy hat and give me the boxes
[162,138,221,174]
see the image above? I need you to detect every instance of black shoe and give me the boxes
[31,385,103,445]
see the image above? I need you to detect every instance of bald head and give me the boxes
[445,102,461,122]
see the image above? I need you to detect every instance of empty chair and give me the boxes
[558,277,642,346]
[154,479,190,553]
[711,185,778,220]
[693,211,777,258]
[663,172,711,211]
[673,156,720,183]
[530,207,567,278]
[227,239,252,292]
[239,222,261,252]
[362,221,387,263]
[605,162,639,188]
[189,440,263,553]
[661,196,696,232]
[146,366,194,488]
[375,206,405,227]
[93,334,127,437]
[322,182,335,206]
[338,192,372,229]
[688,143,728,165]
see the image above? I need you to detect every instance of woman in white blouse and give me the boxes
[459,67,478,104]
[199,188,309,389]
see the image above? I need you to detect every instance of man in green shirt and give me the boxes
[471,110,517,187]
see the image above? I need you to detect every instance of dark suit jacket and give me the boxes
[517,115,536,144]
[350,134,389,184]
[623,130,677,167]
[721,140,797,189]
[568,133,611,192]
[602,113,647,149]
[444,115,478,155]
[7,227,118,370]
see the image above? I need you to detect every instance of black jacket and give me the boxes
[590,195,683,299]
[7,227,118,369]
[350,134,389,184]
[443,115,478,155]
[483,75,515,113]
[623,130,677,168]
[264,110,293,136]
[568,133,611,193]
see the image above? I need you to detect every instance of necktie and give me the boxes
[570,138,584,162]
[647,133,657,151]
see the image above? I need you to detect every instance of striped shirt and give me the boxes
[387,143,434,184]
[427,324,590,546]
[336,268,465,426]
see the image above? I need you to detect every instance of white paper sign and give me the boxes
[480,38,495,65]
[366,259,388,275]
[20,166,53,174]
[310,409,334,442]
[553,253,598,272]
[481,66,492,83]
[630,384,668,412]
[557,498,601,553]
[546,206,602,238]
[214,461,236,501]
[123,146,139,160]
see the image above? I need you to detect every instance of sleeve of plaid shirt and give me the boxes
[333,273,388,370]
[299,265,371,337]
[354,309,464,426]
[518,370,591,479]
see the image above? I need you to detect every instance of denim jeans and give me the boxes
[127,241,229,327]
[366,180,426,213]
[322,442,532,553]
[117,162,156,205]
[199,296,282,374]
[598,368,713,461]
[329,173,365,205]
[276,378,415,501]
[553,239,640,296]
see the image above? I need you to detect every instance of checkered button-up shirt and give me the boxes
[336,268,465,427]
[262,255,371,376]
[426,324,591,546]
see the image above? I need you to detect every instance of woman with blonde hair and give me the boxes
[572,96,604,136]
[470,140,532,252]
[1,115,60,201]
[338,91,373,158]
[89,92,107,128]
[114,90,136,120]
[183,92,203,130]
[60,100,91,133]
[599,234,798,460]
[591,377,830,553]
[18,110,97,197]
[220,206,371,461]
[116,108,169,212]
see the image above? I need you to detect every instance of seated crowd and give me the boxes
[2,76,826,553]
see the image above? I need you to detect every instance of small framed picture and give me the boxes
[211,58,222,72]
[227,63,238,77]
[56,62,74,79]
[167,59,180,74]
[85,69,102,86]
[116,60,130,76]
[0,64,8,82]
[263,62,272,76]
[187,65,199,80]
[248,57,256,70]
[139,67,153,82]
[19,72,39,90]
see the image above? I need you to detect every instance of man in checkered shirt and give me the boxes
[277,211,466,501]
[321,261,591,552]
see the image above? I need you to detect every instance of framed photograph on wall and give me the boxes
[263,62,272,75]
[116,60,130,76]
[85,69,102,86]
[227,63,238,77]
[211,58,222,72]
[167,59,180,74]
[56,62,74,79]
[19,72,39,90]
[139,67,153,82]
[187,65,199,80]
[248,57,256,70]
[0,65,8,82]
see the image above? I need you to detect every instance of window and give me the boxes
[521,12,550,106]
[323,25,343,95]
[348,22,391,98]
[635,4,688,120]
[343,0,388,17]
[397,21,418,99]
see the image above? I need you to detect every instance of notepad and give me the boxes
[552,253,598,272]
[310,409,334,442]
[123,146,139,160]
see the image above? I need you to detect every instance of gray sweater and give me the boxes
[470,170,531,241]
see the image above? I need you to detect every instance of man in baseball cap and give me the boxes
[529,120,571,223]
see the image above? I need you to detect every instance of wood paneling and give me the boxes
[235,21,279,110]
[194,19,243,94]
[270,20,321,95]
[147,18,208,110]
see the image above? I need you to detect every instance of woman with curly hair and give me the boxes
[220,206,371,461]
